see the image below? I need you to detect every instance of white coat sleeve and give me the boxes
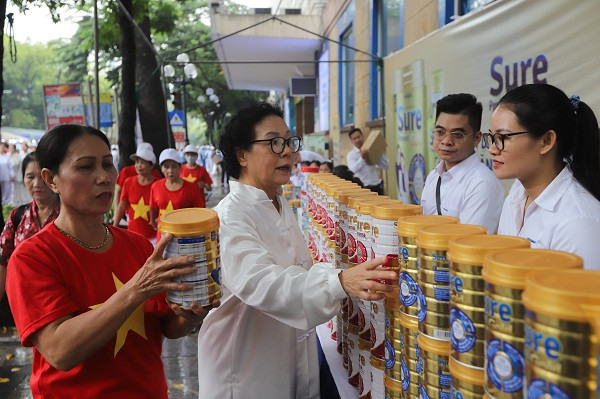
[376,153,390,170]
[347,150,365,175]
[459,179,505,234]
[219,214,348,330]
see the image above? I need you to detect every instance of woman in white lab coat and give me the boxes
[485,83,600,269]
[197,103,396,399]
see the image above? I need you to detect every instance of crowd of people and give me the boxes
[0,83,598,398]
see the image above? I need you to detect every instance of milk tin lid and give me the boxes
[522,269,600,323]
[449,356,484,385]
[370,355,384,370]
[159,208,219,236]
[333,188,368,201]
[302,166,320,173]
[372,203,421,220]
[283,184,294,190]
[357,197,395,215]
[346,193,380,209]
[416,224,487,251]
[399,311,418,330]
[482,249,582,290]
[384,375,403,391]
[338,190,376,205]
[325,182,359,196]
[288,199,301,207]
[396,215,459,238]
[447,235,530,266]
[417,332,450,356]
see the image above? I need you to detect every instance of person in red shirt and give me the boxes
[180,144,213,203]
[0,152,59,326]
[113,145,157,242]
[114,142,162,208]
[6,125,218,399]
[150,148,205,240]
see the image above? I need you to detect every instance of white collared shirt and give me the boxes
[421,153,504,233]
[498,166,600,270]
[347,147,390,186]
[197,180,347,399]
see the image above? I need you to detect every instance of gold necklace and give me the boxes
[56,224,110,250]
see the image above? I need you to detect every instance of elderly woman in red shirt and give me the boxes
[0,152,60,321]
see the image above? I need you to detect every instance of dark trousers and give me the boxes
[366,181,384,195]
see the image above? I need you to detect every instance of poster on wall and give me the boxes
[384,0,600,202]
[43,84,86,130]
[84,92,114,128]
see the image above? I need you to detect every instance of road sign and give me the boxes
[169,110,185,127]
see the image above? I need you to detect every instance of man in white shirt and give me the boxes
[420,93,504,233]
[346,128,389,194]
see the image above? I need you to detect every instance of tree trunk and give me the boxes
[117,0,137,170]
[135,10,173,159]
[0,0,7,134]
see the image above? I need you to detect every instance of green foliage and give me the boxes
[2,39,60,129]
[3,204,15,222]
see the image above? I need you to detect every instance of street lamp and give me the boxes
[163,53,198,145]
[197,87,221,146]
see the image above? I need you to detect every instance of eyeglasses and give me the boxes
[432,129,472,142]
[250,136,302,154]
[482,131,529,151]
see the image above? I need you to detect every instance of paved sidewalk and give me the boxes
[0,185,229,399]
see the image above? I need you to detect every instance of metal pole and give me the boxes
[93,0,100,129]
[182,80,189,145]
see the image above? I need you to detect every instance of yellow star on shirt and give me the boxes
[182,174,197,183]
[130,197,150,221]
[159,200,174,216]
[89,273,147,357]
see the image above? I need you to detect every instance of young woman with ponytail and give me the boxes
[485,83,600,269]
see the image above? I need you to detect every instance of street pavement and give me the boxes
[0,183,229,399]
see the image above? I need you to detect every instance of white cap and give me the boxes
[138,142,154,152]
[183,144,198,154]
[130,145,156,164]
[159,148,180,165]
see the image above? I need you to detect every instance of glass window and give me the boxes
[341,26,355,125]
[383,0,402,55]
[459,0,495,16]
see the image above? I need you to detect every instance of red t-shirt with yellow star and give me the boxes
[150,179,205,240]
[120,176,157,239]
[6,223,171,399]
[116,164,162,187]
[180,163,213,200]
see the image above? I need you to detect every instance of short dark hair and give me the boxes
[333,164,363,187]
[322,161,334,172]
[436,93,482,132]
[348,128,363,138]
[219,102,284,179]
[37,124,110,174]
[310,160,321,167]
[22,152,37,179]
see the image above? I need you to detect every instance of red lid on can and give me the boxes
[301,166,319,172]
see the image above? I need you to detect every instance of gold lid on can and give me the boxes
[523,269,600,324]
[347,193,380,209]
[356,197,395,215]
[416,224,487,251]
[483,248,582,290]
[325,182,359,196]
[399,312,418,330]
[449,356,484,385]
[159,208,219,237]
[396,215,459,238]
[371,203,421,220]
[447,235,530,266]
[288,199,301,208]
[333,188,368,201]
[384,375,404,391]
[417,333,450,356]
[338,190,376,205]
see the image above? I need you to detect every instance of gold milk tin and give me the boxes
[159,208,221,308]
[397,215,459,318]
[450,355,485,399]
[522,269,600,399]
[418,333,451,393]
[448,235,530,368]
[482,249,582,399]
